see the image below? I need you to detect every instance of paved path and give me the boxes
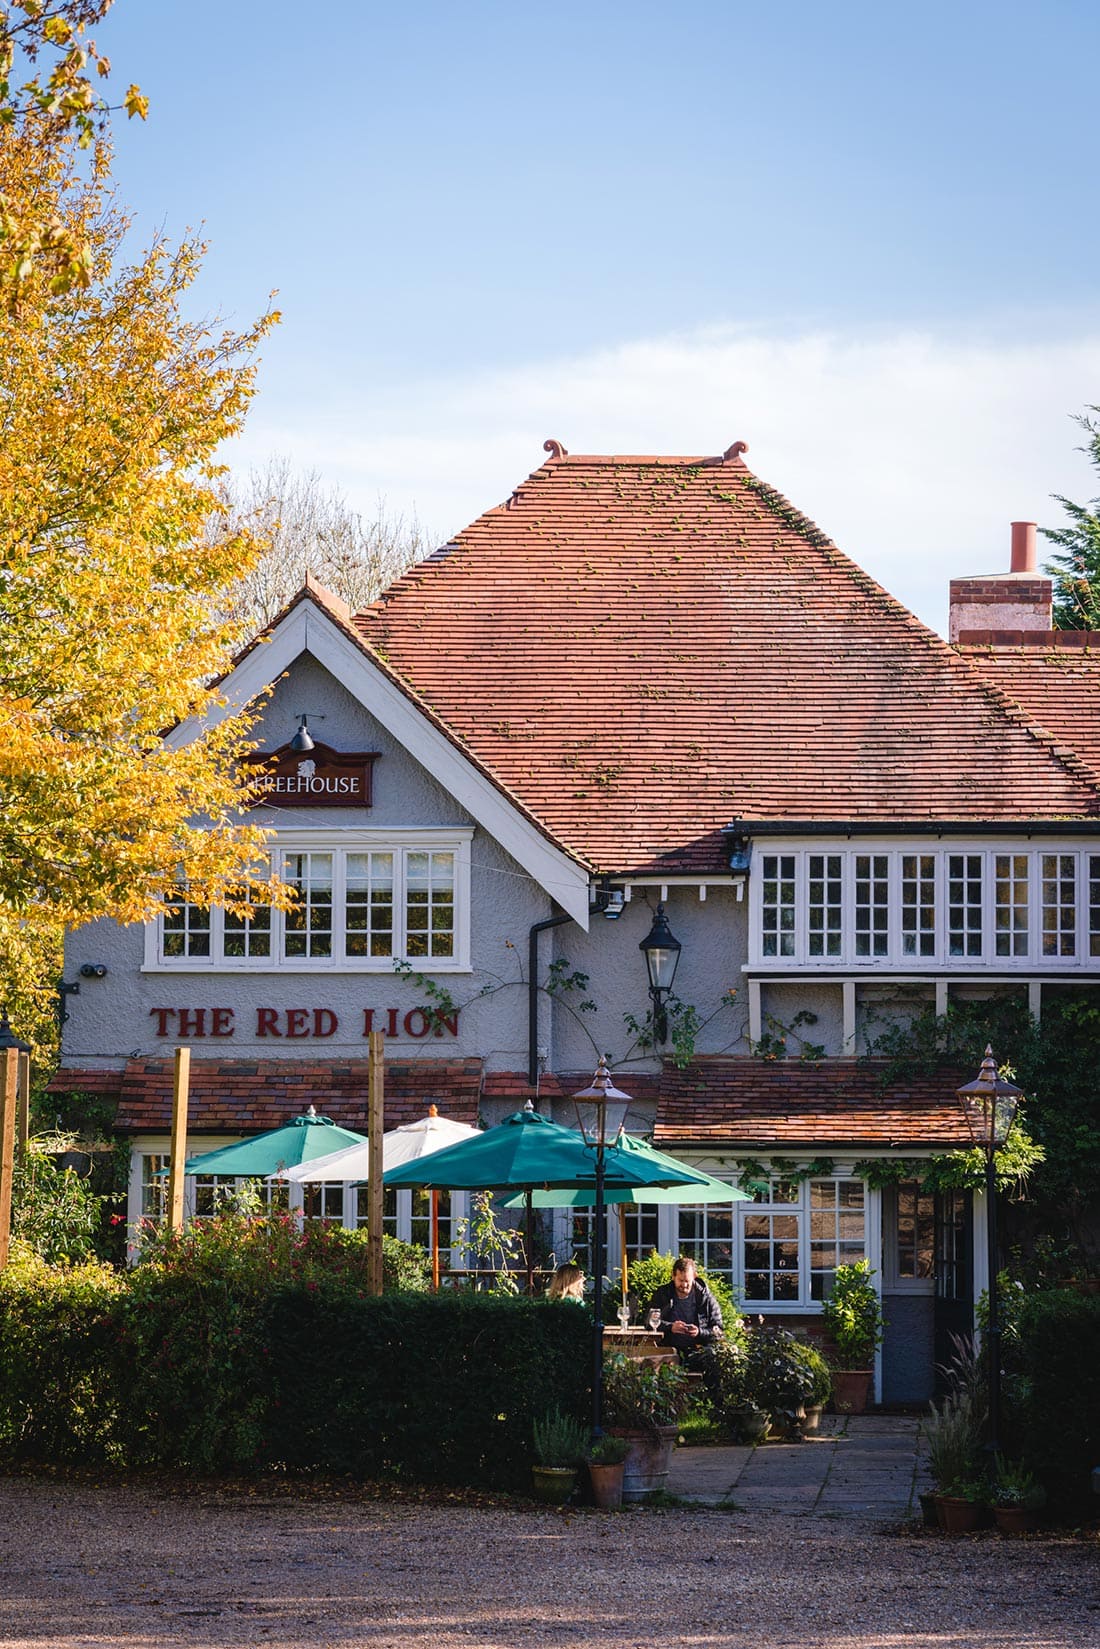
[667,1412,929,1520]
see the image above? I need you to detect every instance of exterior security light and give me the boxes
[289,714,318,753]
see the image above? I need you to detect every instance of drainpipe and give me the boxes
[527,911,571,1087]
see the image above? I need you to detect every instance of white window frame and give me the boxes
[748,840,1100,972]
[145,828,473,973]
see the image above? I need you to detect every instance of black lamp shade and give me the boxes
[639,903,681,994]
[956,1045,1023,1152]
[289,716,315,754]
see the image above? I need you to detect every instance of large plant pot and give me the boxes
[587,1461,625,1510]
[935,1493,980,1534]
[608,1425,678,1502]
[994,1504,1038,1534]
[531,1466,577,1505]
[727,1404,770,1443]
[918,1490,939,1528]
[802,1404,824,1435]
[830,1369,872,1415]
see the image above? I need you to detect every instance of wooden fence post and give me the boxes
[166,1047,191,1232]
[367,1030,384,1295]
[15,1050,30,1162]
[0,1048,17,1269]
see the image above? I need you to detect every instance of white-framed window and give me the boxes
[749,843,1100,971]
[884,1180,936,1293]
[677,1173,868,1310]
[147,829,473,972]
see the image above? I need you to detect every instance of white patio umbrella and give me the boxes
[280,1105,481,1288]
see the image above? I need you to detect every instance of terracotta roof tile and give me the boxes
[50,1059,484,1134]
[352,451,1100,872]
[956,640,1100,788]
[654,1058,973,1149]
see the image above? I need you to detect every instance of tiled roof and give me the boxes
[50,1059,485,1134]
[956,639,1100,788]
[354,449,1100,874]
[653,1058,973,1149]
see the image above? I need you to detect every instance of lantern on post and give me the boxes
[573,1057,632,1437]
[956,1045,1024,1458]
[638,903,681,1044]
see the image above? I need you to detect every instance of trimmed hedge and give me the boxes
[1003,1288,1100,1516]
[0,1224,591,1489]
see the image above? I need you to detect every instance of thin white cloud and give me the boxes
[235,326,1100,634]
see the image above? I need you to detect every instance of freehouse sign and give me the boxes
[242,741,380,808]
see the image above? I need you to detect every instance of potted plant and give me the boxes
[790,1337,832,1432]
[821,1261,886,1414]
[586,1433,630,1509]
[990,1456,1045,1533]
[531,1409,587,1504]
[935,1475,987,1534]
[602,1353,691,1501]
[740,1322,817,1439]
[710,1337,770,1442]
[923,1388,985,1532]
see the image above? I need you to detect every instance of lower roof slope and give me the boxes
[355,447,1100,873]
[957,641,1100,790]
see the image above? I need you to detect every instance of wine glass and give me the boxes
[647,1307,662,1333]
[616,1301,631,1331]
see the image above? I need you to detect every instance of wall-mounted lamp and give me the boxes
[79,963,108,980]
[599,885,626,921]
[725,830,752,875]
[639,902,681,1044]
[289,714,323,753]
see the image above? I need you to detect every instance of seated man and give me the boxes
[647,1255,724,1396]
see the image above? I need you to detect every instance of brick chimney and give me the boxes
[948,523,1052,642]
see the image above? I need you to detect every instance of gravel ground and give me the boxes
[1,1476,1097,1649]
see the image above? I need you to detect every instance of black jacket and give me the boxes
[647,1278,724,1345]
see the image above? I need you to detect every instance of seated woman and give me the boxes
[547,1261,586,1301]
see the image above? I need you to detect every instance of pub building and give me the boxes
[52,443,1100,1402]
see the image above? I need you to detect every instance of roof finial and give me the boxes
[543,438,568,460]
[723,441,749,462]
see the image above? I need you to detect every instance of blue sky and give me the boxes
[97,1,1100,631]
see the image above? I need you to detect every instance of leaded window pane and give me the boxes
[947,853,983,958]
[901,854,936,957]
[995,854,1029,958]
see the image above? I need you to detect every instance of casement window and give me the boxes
[750,845,1100,971]
[676,1175,867,1310]
[884,1181,936,1293]
[149,830,472,971]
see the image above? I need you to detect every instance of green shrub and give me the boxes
[789,1337,832,1406]
[739,1323,817,1414]
[0,1243,125,1465]
[1002,1287,1100,1515]
[601,1352,690,1434]
[11,1149,108,1265]
[587,1433,629,1464]
[924,1390,984,1493]
[821,1261,885,1367]
[532,1408,587,1467]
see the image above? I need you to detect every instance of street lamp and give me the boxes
[573,1056,632,1437]
[956,1045,1024,1458]
[639,903,681,1044]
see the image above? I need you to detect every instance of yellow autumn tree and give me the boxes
[0,122,285,1053]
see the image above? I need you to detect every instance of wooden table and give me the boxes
[601,1326,678,1367]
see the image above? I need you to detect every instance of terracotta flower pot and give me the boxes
[587,1461,625,1510]
[830,1370,872,1415]
[994,1504,1038,1534]
[935,1493,981,1534]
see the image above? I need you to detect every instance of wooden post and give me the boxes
[166,1047,191,1232]
[15,1050,31,1162]
[0,1048,17,1269]
[367,1030,385,1295]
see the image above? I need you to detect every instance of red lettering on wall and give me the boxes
[433,1012,459,1038]
[285,1008,310,1038]
[362,1009,376,1036]
[257,1007,282,1036]
[210,1007,235,1038]
[313,1009,338,1038]
[150,1007,174,1037]
[150,1004,460,1040]
[385,1008,399,1037]
[403,1008,431,1039]
[177,1009,207,1038]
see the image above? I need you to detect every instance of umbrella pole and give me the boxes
[525,1190,534,1294]
[431,1188,440,1293]
[619,1205,629,1307]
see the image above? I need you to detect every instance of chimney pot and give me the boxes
[1010,521,1037,575]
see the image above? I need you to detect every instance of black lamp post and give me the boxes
[573,1057,632,1438]
[639,903,681,1044]
[956,1045,1023,1458]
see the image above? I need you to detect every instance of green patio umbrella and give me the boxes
[182,1106,368,1177]
[383,1106,712,1291]
[501,1131,749,1300]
